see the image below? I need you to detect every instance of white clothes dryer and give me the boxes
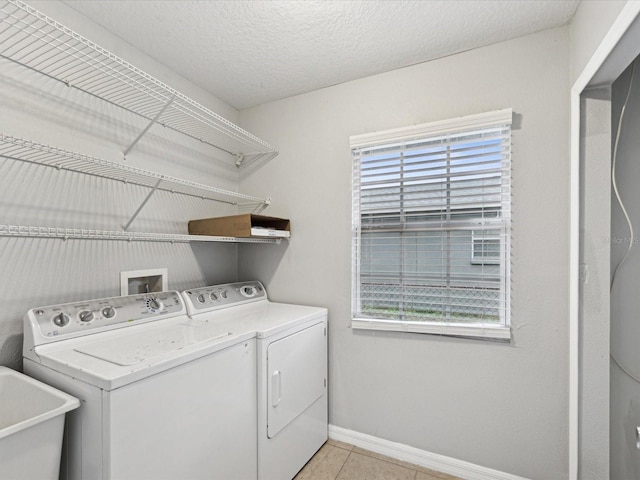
[23,290,257,480]
[182,281,328,480]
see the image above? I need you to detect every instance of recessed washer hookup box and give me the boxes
[188,214,291,238]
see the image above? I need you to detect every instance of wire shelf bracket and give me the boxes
[123,96,175,159]
[122,178,163,231]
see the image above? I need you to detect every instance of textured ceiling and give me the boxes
[63,0,580,110]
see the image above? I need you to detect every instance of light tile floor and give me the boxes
[294,440,464,480]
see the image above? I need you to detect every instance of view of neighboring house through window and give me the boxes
[350,109,512,339]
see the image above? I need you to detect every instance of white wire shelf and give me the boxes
[0,133,270,210]
[0,225,281,244]
[0,0,278,169]
[0,133,271,232]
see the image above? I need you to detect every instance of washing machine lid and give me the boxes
[73,324,234,367]
[32,314,254,390]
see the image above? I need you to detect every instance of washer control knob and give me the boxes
[209,292,218,301]
[52,312,70,327]
[196,294,206,304]
[102,306,116,319]
[146,297,164,313]
[79,310,94,323]
[240,285,257,297]
[220,290,228,299]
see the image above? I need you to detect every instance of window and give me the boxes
[350,109,511,340]
[471,230,501,265]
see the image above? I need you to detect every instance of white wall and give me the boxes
[0,1,242,370]
[239,27,571,479]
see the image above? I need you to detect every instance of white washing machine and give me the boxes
[23,290,257,480]
[182,281,328,480]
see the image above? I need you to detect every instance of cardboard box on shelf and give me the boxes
[188,214,290,238]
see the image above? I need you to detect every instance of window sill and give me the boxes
[351,318,511,341]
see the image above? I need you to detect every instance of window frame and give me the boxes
[350,109,512,341]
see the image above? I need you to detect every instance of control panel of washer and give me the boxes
[27,291,184,340]
[182,281,266,314]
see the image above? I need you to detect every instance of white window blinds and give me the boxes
[350,109,512,338]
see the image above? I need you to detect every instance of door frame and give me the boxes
[569,4,640,479]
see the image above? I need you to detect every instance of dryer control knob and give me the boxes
[196,294,206,304]
[240,286,257,297]
[52,312,70,327]
[209,292,218,301]
[220,290,228,299]
[102,306,116,319]
[79,310,94,323]
[146,297,164,313]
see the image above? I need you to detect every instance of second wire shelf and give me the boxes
[0,133,275,241]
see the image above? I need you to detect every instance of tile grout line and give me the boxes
[322,441,460,480]
[335,446,421,479]
[333,449,353,480]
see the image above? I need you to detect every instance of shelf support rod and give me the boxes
[252,198,271,214]
[123,96,175,159]
[123,178,164,231]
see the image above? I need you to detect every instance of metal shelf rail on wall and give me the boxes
[0,0,280,244]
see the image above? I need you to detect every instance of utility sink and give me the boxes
[0,366,80,480]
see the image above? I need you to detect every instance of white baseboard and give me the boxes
[328,425,530,480]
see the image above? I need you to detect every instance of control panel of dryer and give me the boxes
[25,291,185,345]
[182,281,266,315]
